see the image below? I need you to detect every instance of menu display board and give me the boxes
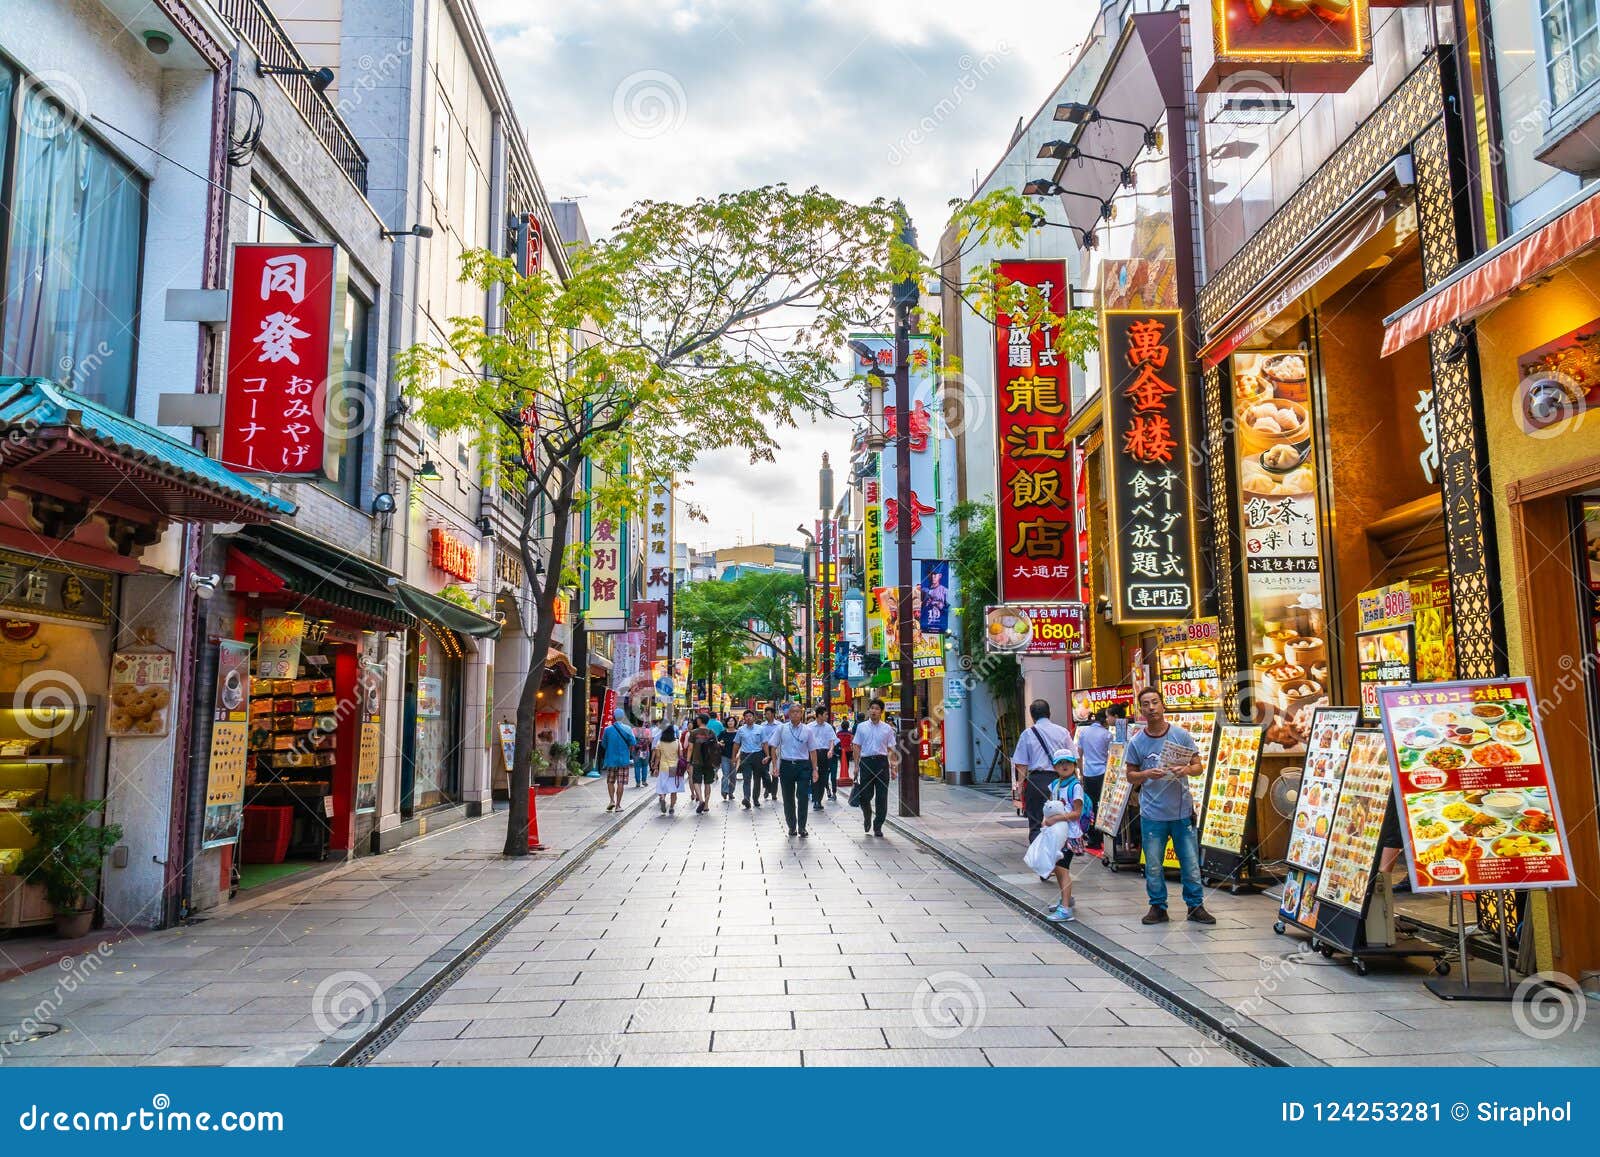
[1317,729,1393,913]
[1410,576,1457,682]
[1071,684,1133,721]
[1356,625,1414,721]
[1093,742,1132,835]
[1379,679,1575,892]
[1199,724,1263,853]
[1286,707,1360,872]
[1279,867,1326,928]
[201,640,253,851]
[1167,710,1217,821]
[1101,309,1199,622]
[983,603,1088,655]
[1157,620,1221,709]
[1230,349,1328,756]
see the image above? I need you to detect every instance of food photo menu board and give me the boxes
[1356,625,1414,722]
[1378,679,1575,892]
[1167,710,1218,821]
[1286,707,1360,872]
[1094,741,1132,835]
[1199,724,1263,853]
[1316,729,1392,913]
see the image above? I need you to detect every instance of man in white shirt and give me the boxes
[852,698,898,836]
[809,707,838,812]
[1011,698,1076,843]
[770,702,826,837]
[758,705,782,802]
[733,709,769,809]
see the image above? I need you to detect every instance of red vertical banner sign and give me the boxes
[1100,309,1200,622]
[994,261,1078,604]
[221,243,340,479]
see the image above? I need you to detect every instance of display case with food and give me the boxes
[1285,706,1360,874]
[1199,724,1263,853]
[1379,679,1575,893]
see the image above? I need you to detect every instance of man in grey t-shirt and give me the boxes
[1124,686,1214,926]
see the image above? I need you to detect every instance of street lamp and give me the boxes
[1053,102,1162,151]
[1037,141,1136,188]
[849,339,889,451]
[1021,180,1115,222]
[819,453,835,711]
[891,204,920,819]
[796,523,815,699]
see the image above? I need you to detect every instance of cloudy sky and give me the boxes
[482,0,1097,552]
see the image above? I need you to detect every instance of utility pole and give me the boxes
[893,206,920,818]
[820,452,834,711]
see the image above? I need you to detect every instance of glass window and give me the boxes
[0,79,145,413]
[1542,0,1600,107]
[1494,0,1565,207]
[317,290,370,508]
[248,182,301,244]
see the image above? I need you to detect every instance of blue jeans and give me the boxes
[633,754,650,786]
[1140,816,1204,911]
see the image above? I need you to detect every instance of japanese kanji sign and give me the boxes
[994,261,1077,606]
[645,480,674,606]
[222,243,341,479]
[1101,309,1198,621]
[853,333,940,588]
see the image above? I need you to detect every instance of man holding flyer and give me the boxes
[1124,687,1215,926]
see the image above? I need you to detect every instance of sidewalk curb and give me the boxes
[882,813,1324,1068]
[298,789,656,1067]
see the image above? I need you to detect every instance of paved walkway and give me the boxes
[893,782,1600,1066]
[368,787,1235,1066]
[0,780,624,1066]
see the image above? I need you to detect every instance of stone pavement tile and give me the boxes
[864,989,1025,1010]
[394,1020,468,1041]
[1162,1045,1252,1067]
[632,1050,803,1067]
[983,1046,1175,1066]
[416,999,562,1021]
[1248,1011,1407,1037]
[144,1045,252,1065]
[715,992,865,1012]
[715,964,852,981]
[793,1008,951,1030]
[489,981,643,1001]
[532,1030,711,1058]
[714,1027,887,1052]
[803,1047,991,1066]
[461,1008,634,1038]
[974,1006,1130,1029]
[1282,1033,1371,1060]
[639,978,785,998]
[1334,1027,1547,1056]
[1049,1024,1213,1048]
[373,1036,539,1063]
[626,1009,792,1033]
[1338,1053,1489,1066]
[884,1025,1062,1049]
[1261,988,1435,1014]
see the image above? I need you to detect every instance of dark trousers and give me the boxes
[1083,773,1105,849]
[811,752,837,806]
[858,755,890,833]
[779,759,813,833]
[1023,770,1056,843]
[739,752,766,802]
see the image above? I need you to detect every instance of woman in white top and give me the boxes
[653,724,684,814]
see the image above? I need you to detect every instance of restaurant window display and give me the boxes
[405,626,462,814]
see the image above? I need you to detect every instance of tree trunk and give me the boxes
[504,456,579,857]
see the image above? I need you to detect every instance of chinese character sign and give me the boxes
[646,481,674,604]
[1101,310,1198,621]
[853,333,939,588]
[585,510,625,624]
[994,260,1077,605]
[222,244,339,479]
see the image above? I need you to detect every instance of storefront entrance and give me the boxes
[402,625,462,815]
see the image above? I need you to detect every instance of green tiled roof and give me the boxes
[0,377,295,516]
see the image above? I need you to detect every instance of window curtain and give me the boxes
[1,86,144,413]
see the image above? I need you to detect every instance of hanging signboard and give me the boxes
[994,260,1077,604]
[1101,310,1199,622]
[1070,684,1134,720]
[1379,679,1575,892]
[583,488,626,632]
[1199,724,1263,853]
[918,560,951,634]
[1199,0,1373,94]
[982,603,1088,656]
[1316,729,1393,912]
[854,335,939,589]
[646,480,674,612]
[201,640,252,850]
[1156,618,1221,709]
[1230,349,1328,754]
[221,243,342,479]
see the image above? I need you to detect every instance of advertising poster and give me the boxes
[993,260,1077,605]
[1279,867,1323,930]
[1156,618,1220,709]
[1379,679,1575,892]
[1093,742,1131,835]
[1317,729,1393,913]
[918,561,951,634]
[1286,707,1360,873]
[354,630,383,815]
[1070,684,1134,721]
[982,603,1088,655]
[1230,349,1327,755]
[1410,575,1457,682]
[258,612,305,680]
[1101,309,1199,621]
[1199,724,1263,853]
[854,335,939,588]
[201,640,253,850]
[1356,625,1414,722]
[109,649,175,738]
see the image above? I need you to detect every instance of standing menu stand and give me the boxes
[1276,707,1360,937]
[1198,724,1274,893]
[1308,728,1446,976]
[1093,741,1140,873]
[1378,678,1577,1001]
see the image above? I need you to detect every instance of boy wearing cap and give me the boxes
[1041,747,1087,922]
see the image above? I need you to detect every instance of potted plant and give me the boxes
[547,742,575,785]
[18,798,122,938]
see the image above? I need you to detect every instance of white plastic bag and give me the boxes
[1024,801,1070,878]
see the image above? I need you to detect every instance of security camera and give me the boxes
[189,572,220,600]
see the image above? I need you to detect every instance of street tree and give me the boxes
[675,570,807,680]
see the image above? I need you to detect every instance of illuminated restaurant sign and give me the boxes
[994,260,1078,605]
[221,243,341,479]
[1101,309,1199,622]
[429,527,479,583]
[1203,0,1372,92]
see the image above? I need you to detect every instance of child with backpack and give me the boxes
[1042,747,1089,923]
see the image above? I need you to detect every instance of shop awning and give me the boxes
[0,377,295,521]
[228,525,413,631]
[543,650,578,678]
[390,581,502,640]
[1382,181,1600,356]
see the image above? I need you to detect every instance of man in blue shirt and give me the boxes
[733,709,768,809]
[1123,687,1214,925]
[598,708,635,814]
[1076,709,1113,853]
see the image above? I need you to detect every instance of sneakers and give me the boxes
[1047,906,1076,923]
[658,800,665,814]
[742,800,751,810]
[1187,905,1217,925]
[1044,902,1064,916]
[1141,906,1169,925]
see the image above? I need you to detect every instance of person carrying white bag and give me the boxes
[1022,748,1089,923]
